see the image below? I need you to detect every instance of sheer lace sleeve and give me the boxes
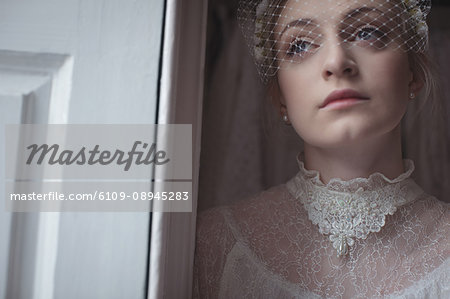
[193,207,237,298]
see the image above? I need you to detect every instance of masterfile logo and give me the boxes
[26,141,170,171]
[6,124,191,180]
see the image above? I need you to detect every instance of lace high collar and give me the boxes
[286,158,423,257]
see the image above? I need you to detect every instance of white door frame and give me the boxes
[147,0,208,298]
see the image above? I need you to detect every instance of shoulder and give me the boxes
[390,258,450,299]
[193,183,293,298]
[411,195,449,236]
[196,182,296,242]
[195,183,290,250]
[403,194,450,266]
[401,192,449,227]
[428,197,450,254]
[195,205,235,251]
[220,183,303,232]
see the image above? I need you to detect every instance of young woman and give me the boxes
[194,0,449,298]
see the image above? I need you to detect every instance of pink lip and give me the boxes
[320,89,370,109]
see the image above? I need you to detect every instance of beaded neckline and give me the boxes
[286,159,423,257]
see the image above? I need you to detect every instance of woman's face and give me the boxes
[275,0,416,148]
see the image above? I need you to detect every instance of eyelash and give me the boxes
[353,25,386,42]
[283,25,387,58]
[286,37,318,57]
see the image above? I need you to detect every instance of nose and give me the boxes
[321,41,358,80]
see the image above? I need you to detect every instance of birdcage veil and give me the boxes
[237,0,431,83]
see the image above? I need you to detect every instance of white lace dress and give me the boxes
[193,159,449,298]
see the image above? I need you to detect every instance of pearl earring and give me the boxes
[282,114,289,123]
[409,92,415,99]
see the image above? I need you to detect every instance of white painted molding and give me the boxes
[0,50,73,299]
[0,50,73,124]
[147,0,207,298]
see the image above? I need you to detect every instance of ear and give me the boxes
[280,103,288,117]
[408,55,425,96]
[268,77,286,116]
[408,68,424,97]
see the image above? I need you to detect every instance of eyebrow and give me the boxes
[281,19,317,37]
[280,6,385,37]
[344,6,386,22]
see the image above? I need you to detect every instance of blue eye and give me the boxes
[355,27,385,41]
[287,39,316,56]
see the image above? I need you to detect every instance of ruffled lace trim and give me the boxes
[296,157,415,193]
[287,159,424,257]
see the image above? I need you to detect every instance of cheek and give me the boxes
[278,73,314,121]
[368,53,411,98]
[278,67,316,108]
[359,53,412,132]
[278,73,320,142]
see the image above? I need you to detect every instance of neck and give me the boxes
[303,126,405,184]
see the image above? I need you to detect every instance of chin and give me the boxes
[303,130,377,149]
